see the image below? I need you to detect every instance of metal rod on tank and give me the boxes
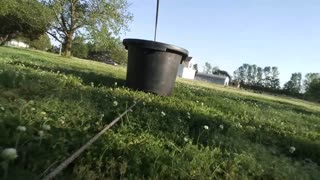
[154,0,160,41]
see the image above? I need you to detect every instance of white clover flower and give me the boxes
[184,137,188,142]
[38,130,44,137]
[201,102,204,106]
[219,124,224,130]
[1,148,18,161]
[31,107,36,111]
[161,111,166,117]
[0,106,4,111]
[16,126,26,132]
[42,124,51,131]
[281,122,284,126]
[196,100,199,103]
[289,146,296,153]
[43,117,48,120]
[113,101,118,106]
[40,111,47,115]
[114,82,117,86]
[203,125,209,130]
[90,82,94,87]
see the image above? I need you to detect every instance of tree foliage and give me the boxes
[303,73,320,92]
[234,64,280,89]
[305,78,320,102]
[87,35,127,64]
[71,36,89,59]
[257,67,263,86]
[203,62,212,74]
[212,69,231,80]
[43,0,132,57]
[0,0,52,45]
[270,67,280,89]
[283,73,302,94]
[29,33,52,51]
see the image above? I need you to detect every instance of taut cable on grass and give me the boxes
[42,101,139,180]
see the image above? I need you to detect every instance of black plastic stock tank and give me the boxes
[123,38,189,96]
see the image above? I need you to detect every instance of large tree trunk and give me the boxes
[61,0,77,57]
[63,33,73,57]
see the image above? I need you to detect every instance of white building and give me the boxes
[177,57,196,79]
[5,39,29,48]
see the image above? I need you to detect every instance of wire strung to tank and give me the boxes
[154,0,160,41]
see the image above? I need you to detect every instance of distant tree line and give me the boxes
[200,62,320,102]
[233,64,281,90]
[233,63,320,102]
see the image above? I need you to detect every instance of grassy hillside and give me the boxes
[0,47,319,179]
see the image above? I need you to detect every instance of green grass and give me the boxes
[0,47,319,179]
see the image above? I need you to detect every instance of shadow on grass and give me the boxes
[8,60,126,87]
[5,64,318,166]
[2,58,319,178]
[2,80,320,179]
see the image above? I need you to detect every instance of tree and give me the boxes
[71,36,88,58]
[29,33,52,51]
[107,39,128,64]
[44,0,133,57]
[213,69,231,80]
[247,65,254,85]
[251,64,258,84]
[270,67,280,89]
[203,62,212,74]
[256,67,263,86]
[263,66,272,88]
[212,66,219,73]
[0,0,52,45]
[283,73,302,94]
[303,73,320,92]
[305,78,320,102]
[233,66,246,83]
[233,64,282,91]
[87,35,127,64]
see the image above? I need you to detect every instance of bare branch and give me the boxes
[47,31,62,43]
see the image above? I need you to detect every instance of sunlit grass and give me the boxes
[0,46,319,179]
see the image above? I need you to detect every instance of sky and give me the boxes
[121,0,320,86]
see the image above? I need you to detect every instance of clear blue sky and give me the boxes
[121,0,320,85]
